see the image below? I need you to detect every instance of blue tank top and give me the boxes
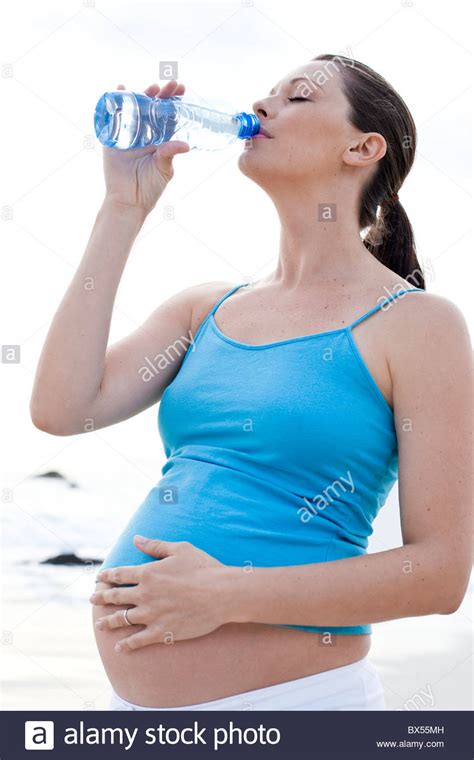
[100,282,424,635]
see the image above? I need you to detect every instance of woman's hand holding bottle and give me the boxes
[103,80,190,214]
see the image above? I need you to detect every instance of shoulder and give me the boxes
[187,280,242,330]
[152,280,238,337]
[190,280,241,310]
[387,290,472,391]
[166,280,238,312]
[389,290,470,345]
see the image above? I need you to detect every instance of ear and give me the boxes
[343,132,387,168]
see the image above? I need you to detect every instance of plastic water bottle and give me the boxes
[94,91,260,151]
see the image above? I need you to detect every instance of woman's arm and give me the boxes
[30,200,146,433]
[224,294,472,627]
[29,201,196,435]
[30,80,191,436]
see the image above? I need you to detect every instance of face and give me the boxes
[238,60,371,191]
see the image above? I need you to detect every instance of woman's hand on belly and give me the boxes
[90,536,232,652]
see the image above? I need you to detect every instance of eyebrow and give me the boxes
[268,76,309,96]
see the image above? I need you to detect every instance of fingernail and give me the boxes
[95,620,104,629]
[115,643,123,653]
[134,535,146,544]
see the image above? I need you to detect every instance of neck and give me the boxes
[261,178,375,290]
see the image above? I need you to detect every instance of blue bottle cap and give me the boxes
[234,112,260,139]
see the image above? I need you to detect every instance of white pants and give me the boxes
[108,655,386,711]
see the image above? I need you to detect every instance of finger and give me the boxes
[95,607,144,631]
[161,80,185,97]
[90,580,115,604]
[156,79,180,99]
[117,83,126,90]
[115,628,160,652]
[89,585,137,606]
[96,565,143,585]
[144,82,160,97]
[133,535,180,558]
[153,141,190,169]
[152,82,184,99]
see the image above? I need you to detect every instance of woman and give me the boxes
[30,55,472,711]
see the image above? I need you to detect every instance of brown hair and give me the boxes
[313,54,425,289]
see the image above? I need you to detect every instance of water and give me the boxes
[94,91,260,151]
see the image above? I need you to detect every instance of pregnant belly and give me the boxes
[92,589,370,707]
[94,462,370,707]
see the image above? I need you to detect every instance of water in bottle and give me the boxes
[94,91,260,150]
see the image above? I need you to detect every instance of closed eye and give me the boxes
[288,97,310,102]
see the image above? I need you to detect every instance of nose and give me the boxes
[253,103,267,119]
[252,96,274,120]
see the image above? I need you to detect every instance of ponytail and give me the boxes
[364,198,425,290]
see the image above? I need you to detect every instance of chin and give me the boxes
[237,149,280,183]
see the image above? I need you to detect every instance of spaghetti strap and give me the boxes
[350,287,425,329]
[178,282,249,364]
[210,282,249,316]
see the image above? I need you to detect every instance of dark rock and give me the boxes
[40,553,103,566]
[31,470,78,488]
[33,470,66,479]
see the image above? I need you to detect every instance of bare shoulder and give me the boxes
[188,280,241,331]
[158,280,237,327]
[387,290,472,384]
[391,290,470,343]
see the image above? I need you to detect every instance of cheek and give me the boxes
[237,122,338,179]
[277,139,327,173]
[294,112,345,158]
[281,114,340,166]
[295,135,343,177]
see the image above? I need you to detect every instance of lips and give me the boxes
[256,126,272,138]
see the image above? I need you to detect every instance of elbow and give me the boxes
[30,414,63,436]
[30,402,71,437]
[414,542,472,617]
[439,588,467,615]
[30,392,50,432]
[435,568,471,616]
[30,403,50,433]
